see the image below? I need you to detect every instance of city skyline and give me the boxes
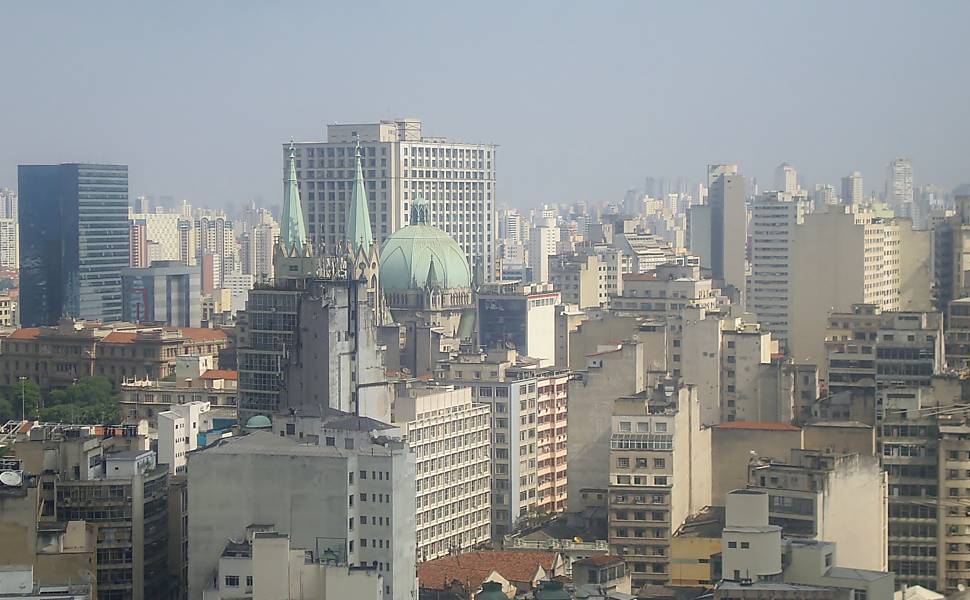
[1,1,968,209]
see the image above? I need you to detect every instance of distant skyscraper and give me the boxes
[885,158,914,208]
[841,171,864,204]
[18,163,129,326]
[0,188,18,221]
[708,166,746,300]
[288,118,497,280]
[774,162,798,194]
[0,218,17,269]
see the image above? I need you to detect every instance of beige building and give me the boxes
[393,384,491,561]
[434,349,568,540]
[203,528,383,600]
[119,355,237,425]
[548,252,616,309]
[0,319,227,391]
[747,448,888,571]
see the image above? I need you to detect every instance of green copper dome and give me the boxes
[245,415,272,429]
[379,196,471,290]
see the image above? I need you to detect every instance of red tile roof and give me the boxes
[8,328,41,340]
[200,369,238,381]
[103,332,138,344]
[418,550,558,590]
[172,327,228,343]
[714,421,801,432]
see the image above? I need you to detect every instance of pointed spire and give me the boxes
[346,138,374,254]
[426,255,440,289]
[280,142,308,254]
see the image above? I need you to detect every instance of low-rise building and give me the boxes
[0,319,227,391]
[416,550,566,599]
[119,355,237,426]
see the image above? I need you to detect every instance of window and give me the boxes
[617,458,630,468]
[225,576,240,588]
[728,541,737,548]
[740,542,749,549]
[653,458,665,469]
[246,576,252,587]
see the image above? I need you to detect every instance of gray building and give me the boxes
[187,421,416,600]
[121,261,202,327]
[18,163,129,326]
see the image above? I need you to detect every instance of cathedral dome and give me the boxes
[379,197,471,290]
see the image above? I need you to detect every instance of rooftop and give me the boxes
[713,421,801,432]
[674,506,725,539]
[197,429,395,459]
[574,554,623,568]
[200,369,238,381]
[418,550,559,590]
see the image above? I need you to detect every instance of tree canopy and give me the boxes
[40,377,120,425]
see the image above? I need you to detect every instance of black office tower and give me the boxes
[19,164,129,326]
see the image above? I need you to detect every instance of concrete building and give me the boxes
[393,384,491,561]
[693,166,746,300]
[747,449,888,571]
[886,158,915,210]
[530,217,558,284]
[0,217,19,269]
[288,119,496,279]
[789,208,904,368]
[119,355,237,426]
[476,281,559,365]
[747,191,807,350]
[435,349,569,540]
[722,490,782,583]
[841,171,863,205]
[11,426,173,600]
[774,163,799,195]
[188,419,416,600]
[203,529,383,600]
[932,195,970,313]
[129,211,185,265]
[195,215,236,287]
[0,319,227,391]
[121,261,202,327]
[0,566,91,600]
[946,297,970,368]
[823,305,944,424]
[19,164,129,326]
[549,252,617,309]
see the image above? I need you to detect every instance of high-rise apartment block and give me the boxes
[774,162,799,194]
[886,158,914,209]
[435,349,569,541]
[0,217,18,269]
[689,165,746,301]
[394,384,491,561]
[288,119,496,278]
[19,164,130,326]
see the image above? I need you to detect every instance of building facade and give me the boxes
[121,261,202,327]
[19,164,129,326]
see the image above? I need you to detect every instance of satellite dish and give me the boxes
[0,471,22,486]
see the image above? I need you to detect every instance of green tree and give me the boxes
[39,376,120,425]
[0,378,41,421]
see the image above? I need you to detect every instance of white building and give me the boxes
[529,217,558,284]
[774,162,799,195]
[393,384,491,561]
[129,211,185,264]
[188,418,416,600]
[288,119,496,279]
[886,158,914,209]
[747,191,808,350]
[476,281,559,365]
[0,217,17,269]
[158,400,213,474]
[219,272,254,315]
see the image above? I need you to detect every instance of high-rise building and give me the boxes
[774,162,799,194]
[288,119,496,279]
[0,187,18,221]
[130,220,149,268]
[121,261,202,327]
[129,211,185,265]
[747,191,808,350]
[886,158,914,208]
[18,163,129,326]
[195,214,236,286]
[841,171,864,204]
[707,167,746,300]
[476,280,559,365]
[0,217,18,269]
[528,217,557,284]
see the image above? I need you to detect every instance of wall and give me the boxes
[802,424,875,457]
[710,427,802,506]
[817,456,887,571]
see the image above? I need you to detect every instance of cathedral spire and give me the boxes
[346,139,374,254]
[280,142,308,254]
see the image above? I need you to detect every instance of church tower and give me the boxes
[273,144,315,278]
[345,140,382,314]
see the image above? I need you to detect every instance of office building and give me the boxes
[549,251,622,309]
[188,417,416,600]
[393,384,491,561]
[435,349,569,540]
[288,119,496,278]
[529,217,557,284]
[19,163,129,326]
[121,261,202,327]
[841,171,863,204]
[0,187,18,220]
[689,165,745,300]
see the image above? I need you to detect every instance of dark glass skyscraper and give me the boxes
[18,164,129,326]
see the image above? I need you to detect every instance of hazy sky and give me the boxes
[1,1,968,210]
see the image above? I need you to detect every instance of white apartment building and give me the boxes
[289,119,496,278]
[158,400,212,474]
[774,162,799,194]
[842,171,863,204]
[747,191,808,350]
[220,272,254,314]
[0,217,17,269]
[435,349,569,540]
[886,158,914,208]
[394,384,491,561]
[529,217,558,283]
[196,214,237,280]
